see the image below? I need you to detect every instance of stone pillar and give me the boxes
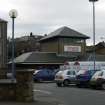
[16,69,34,102]
[0,19,8,78]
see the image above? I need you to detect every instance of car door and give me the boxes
[67,71,76,82]
[102,71,105,80]
[40,70,48,81]
[71,71,76,82]
[47,70,54,81]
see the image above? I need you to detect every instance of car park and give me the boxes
[90,69,105,90]
[33,69,57,82]
[76,70,99,87]
[55,69,77,87]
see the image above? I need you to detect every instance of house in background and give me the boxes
[39,26,89,58]
[12,26,90,69]
[83,41,105,61]
[93,41,105,55]
[87,41,105,55]
[8,32,43,59]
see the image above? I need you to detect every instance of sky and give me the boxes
[0,0,105,45]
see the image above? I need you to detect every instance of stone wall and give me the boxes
[16,69,34,102]
[0,68,7,79]
[0,79,16,101]
[0,69,34,102]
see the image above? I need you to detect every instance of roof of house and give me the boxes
[12,52,74,64]
[95,41,105,49]
[40,26,90,41]
[9,51,105,65]
[15,35,43,42]
[86,41,105,52]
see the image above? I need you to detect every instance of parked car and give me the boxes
[55,69,77,87]
[33,69,58,82]
[90,69,105,90]
[76,70,99,87]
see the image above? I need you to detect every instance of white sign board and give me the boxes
[64,45,81,52]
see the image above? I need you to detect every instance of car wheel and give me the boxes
[90,85,96,89]
[102,83,105,90]
[38,78,43,82]
[56,83,62,87]
[76,84,82,88]
[63,80,70,86]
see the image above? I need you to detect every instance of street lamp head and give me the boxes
[9,9,18,18]
[89,0,98,2]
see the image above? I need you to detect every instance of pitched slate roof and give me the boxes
[86,41,105,52]
[12,52,74,64]
[95,42,105,49]
[40,26,90,41]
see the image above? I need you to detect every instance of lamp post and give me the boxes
[89,0,98,70]
[9,9,18,79]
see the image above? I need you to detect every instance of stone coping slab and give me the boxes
[16,69,34,72]
[0,79,16,84]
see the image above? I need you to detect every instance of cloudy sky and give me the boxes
[0,0,105,45]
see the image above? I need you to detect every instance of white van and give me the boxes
[60,61,105,71]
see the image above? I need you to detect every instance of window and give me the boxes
[77,70,86,75]
[72,71,76,75]
[98,71,103,76]
[67,71,76,75]
[67,71,71,75]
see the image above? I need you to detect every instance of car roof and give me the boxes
[92,69,105,76]
[57,69,76,74]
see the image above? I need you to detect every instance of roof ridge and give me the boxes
[40,26,89,41]
[60,26,68,34]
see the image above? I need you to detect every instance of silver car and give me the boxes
[55,69,77,87]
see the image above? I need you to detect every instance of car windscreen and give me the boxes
[77,70,86,75]
[92,71,102,78]
[67,71,76,75]
[56,71,63,75]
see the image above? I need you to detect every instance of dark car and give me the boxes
[90,69,105,89]
[76,70,99,87]
[33,69,58,82]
